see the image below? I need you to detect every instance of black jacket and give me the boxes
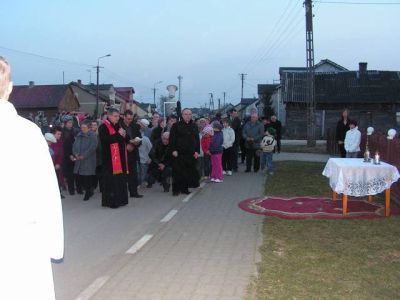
[119,120,142,163]
[169,120,200,155]
[230,116,242,145]
[336,119,350,142]
[270,120,282,139]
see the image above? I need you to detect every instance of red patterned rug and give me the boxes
[238,196,400,219]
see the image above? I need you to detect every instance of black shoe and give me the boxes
[181,190,191,195]
[146,183,153,188]
[163,183,170,193]
[172,191,180,196]
[83,190,93,201]
[68,190,75,195]
[254,170,259,173]
[77,190,83,195]
[130,193,143,198]
[245,169,251,173]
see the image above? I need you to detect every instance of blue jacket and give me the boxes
[209,131,224,154]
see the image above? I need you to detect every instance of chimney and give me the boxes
[29,81,35,87]
[359,62,368,74]
[77,79,82,85]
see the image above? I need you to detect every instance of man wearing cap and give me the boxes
[62,115,82,195]
[0,56,64,299]
[242,111,264,173]
[169,108,200,196]
[98,108,129,208]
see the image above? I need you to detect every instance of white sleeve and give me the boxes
[36,132,64,260]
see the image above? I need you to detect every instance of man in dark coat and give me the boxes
[62,116,82,195]
[336,109,350,158]
[270,115,282,153]
[169,109,200,196]
[119,110,143,198]
[98,108,129,208]
[148,131,172,192]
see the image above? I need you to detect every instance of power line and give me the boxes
[315,1,400,4]
[0,45,94,67]
[252,5,304,67]
[242,0,297,73]
[222,1,301,98]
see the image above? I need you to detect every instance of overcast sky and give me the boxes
[1,0,399,107]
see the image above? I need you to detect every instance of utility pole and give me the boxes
[95,54,111,118]
[223,92,226,107]
[208,93,214,111]
[305,0,316,147]
[178,75,183,102]
[87,69,92,84]
[153,81,162,107]
[239,73,247,100]
[218,98,221,110]
[96,65,100,117]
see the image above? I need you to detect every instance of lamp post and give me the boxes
[95,54,111,118]
[153,81,163,107]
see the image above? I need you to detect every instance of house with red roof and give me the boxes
[9,81,80,118]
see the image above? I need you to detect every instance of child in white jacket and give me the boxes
[222,118,235,175]
[344,119,361,158]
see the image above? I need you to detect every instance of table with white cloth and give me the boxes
[322,158,400,216]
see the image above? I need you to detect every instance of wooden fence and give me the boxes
[327,128,400,202]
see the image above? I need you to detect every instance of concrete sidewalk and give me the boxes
[91,167,265,300]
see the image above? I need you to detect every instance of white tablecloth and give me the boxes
[322,158,400,197]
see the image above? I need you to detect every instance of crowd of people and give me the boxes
[39,105,282,208]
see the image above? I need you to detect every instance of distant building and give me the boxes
[279,59,400,138]
[9,81,80,118]
[9,81,142,118]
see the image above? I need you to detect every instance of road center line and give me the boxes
[126,234,154,254]
[75,276,110,300]
[160,209,178,223]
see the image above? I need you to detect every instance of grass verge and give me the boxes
[282,144,327,154]
[248,161,400,300]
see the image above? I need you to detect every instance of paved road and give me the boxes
[53,164,264,300]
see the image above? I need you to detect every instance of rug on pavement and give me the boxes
[238,196,400,219]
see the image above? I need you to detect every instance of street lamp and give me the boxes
[95,54,111,118]
[153,81,163,107]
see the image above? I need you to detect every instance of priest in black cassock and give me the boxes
[98,108,129,208]
[169,108,200,196]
